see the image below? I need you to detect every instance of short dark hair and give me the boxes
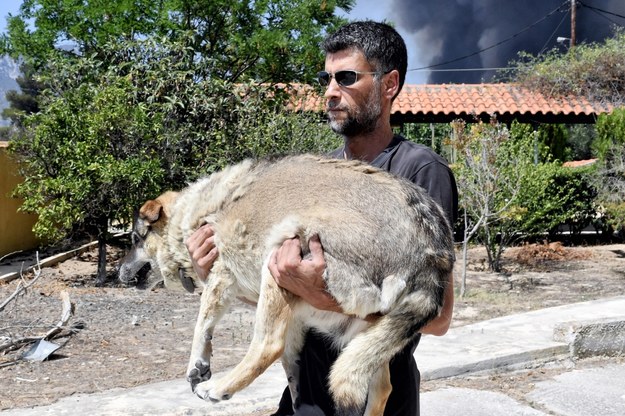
[322,21,408,93]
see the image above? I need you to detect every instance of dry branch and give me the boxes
[44,290,75,340]
[0,262,80,366]
[0,250,24,263]
[0,253,43,313]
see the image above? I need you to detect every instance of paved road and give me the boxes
[2,296,625,416]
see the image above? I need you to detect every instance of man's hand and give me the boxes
[268,235,341,312]
[185,224,218,282]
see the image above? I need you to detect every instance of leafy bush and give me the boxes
[507,29,625,106]
[591,108,625,235]
[516,163,597,238]
[506,122,598,239]
[452,120,601,276]
[10,76,165,243]
[8,37,340,282]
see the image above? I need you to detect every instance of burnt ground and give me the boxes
[1,241,624,411]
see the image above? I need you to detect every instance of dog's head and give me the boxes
[118,191,179,287]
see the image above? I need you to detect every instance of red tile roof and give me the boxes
[288,83,615,125]
[394,83,614,124]
[562,159,598,168]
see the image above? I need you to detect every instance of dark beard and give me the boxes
[329,86,382,137]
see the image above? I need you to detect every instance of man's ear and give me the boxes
[382,69,400,101]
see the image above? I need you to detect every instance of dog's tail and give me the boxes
[327,288,441,416]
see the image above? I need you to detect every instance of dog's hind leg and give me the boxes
[193,264,293,402]
[363,363,391,416]
[329,289,441,416]
[187,260,237,393]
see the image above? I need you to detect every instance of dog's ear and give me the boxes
[140,200,164,224]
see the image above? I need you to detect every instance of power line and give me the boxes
[408,0,569,73]
[538,10,569,54]
[579,2,625,27]
[578,1,625,21]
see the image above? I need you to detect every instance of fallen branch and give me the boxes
[44,290,75,340]
[0,250,24,263]
[0,324,82,356]
[0,270,80,365]
[0,335,45,355]
[0,253,43,313]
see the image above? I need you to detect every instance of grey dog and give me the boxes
[118,154,454,416]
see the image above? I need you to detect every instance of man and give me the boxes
[186,21,457,416]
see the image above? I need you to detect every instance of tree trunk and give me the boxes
[461,211,469,297]
[95,217,109,286]
[460,212,485,298]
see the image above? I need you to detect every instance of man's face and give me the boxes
[322,50,382,137]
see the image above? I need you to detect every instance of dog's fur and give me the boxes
[118,155,454,416]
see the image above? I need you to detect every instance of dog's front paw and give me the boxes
[187,359,211,392]
[194,379,232,403]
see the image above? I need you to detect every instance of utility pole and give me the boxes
[570,0,577,48]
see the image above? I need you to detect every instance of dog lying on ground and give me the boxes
[118,154,454,416]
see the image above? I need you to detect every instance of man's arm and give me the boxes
[420,272,454,335]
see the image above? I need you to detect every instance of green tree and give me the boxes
[1,0,353,83]
[567,125,596,161]
[450,120,533,291]
[10,75,165,284]
[537,124,569,162]
[1,62,43,128]
[0,0,165,65]
[592,108,625,236]
[9,37,339,284]
[505,28,625,106]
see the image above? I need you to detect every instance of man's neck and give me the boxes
[342,125,394,162]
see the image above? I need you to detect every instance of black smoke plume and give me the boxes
[390,0,625,84]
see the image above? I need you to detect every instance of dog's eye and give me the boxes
[131,232,143,246]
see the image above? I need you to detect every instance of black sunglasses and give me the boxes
[317,70,379,87]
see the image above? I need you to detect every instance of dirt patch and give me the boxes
[451,242,625,327]
[1,241,624,411]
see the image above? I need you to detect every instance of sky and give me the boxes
[0,0,19,33]
[2,0,625,85]
[337,0,428,83]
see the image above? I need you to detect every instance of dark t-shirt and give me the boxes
[273,136,458,416]
[330,135,458,226]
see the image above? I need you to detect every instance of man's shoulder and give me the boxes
[391,136,449,170]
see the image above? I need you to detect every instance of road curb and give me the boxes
[422,345,569,380]
[554,318,625,358]
[0,232,129,284]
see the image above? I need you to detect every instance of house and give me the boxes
[289,82,614,125]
